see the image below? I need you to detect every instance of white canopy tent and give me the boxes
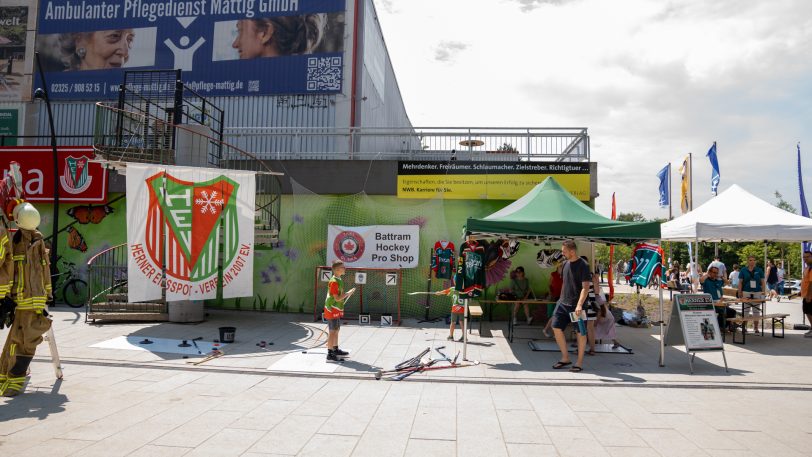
[662,184,812,242]
[659,183,812,367]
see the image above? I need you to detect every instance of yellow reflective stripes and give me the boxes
[9,343,15,357]
[0,376,26,395]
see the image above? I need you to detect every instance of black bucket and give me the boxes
[218,326,236,343]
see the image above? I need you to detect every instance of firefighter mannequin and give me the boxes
[0,202,52,397]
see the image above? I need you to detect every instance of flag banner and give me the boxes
[798,143,811,253]
[629,243,664,288]
[656,164,670,208]
[706,142,720,194]
[127,164,256,302]
[679,156,691,214]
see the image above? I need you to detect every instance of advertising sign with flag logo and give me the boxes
[127,164,256,302]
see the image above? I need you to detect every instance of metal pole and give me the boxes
[658,264,665,367]
[668,163,673,220]
[34,52,59,275]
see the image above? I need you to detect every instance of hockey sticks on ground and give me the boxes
[390,359,439,381]
[395,347,430,370]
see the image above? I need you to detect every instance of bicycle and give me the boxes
[51,256,89,308]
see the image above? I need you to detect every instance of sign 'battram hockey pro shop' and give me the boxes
[397,161,592,201]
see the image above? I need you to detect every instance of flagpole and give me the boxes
[668,163,673,220]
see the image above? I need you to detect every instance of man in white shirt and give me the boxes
[709,256,727,285]
[728,264,740,288]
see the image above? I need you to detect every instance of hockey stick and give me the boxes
[191,337,203,355]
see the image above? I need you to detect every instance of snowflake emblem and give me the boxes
[194,191,225,214]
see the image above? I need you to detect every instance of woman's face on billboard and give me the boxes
[232,20,273,59]
[78,30,134,70]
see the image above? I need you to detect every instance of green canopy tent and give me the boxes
[465,177,660,243]
[462,177,665,364]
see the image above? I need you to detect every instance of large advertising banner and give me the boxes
[35,0,346,100]
[397,161,592,201]
[127,164,256,302]
[327,225,419,269]
[0,5,33,102]
[0,146,108,202]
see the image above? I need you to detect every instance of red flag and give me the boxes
[608,193,616,300]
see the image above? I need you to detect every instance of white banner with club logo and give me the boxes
[327,225,419,269]
[127,164,256,302]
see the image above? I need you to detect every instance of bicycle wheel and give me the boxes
[63,279,89,308]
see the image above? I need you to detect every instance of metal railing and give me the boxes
[224,127,590,161]
[85,243,169,322]
[93,102,282,238]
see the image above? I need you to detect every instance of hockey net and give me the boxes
[313,266,402,325]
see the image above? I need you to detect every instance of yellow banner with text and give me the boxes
[397,161,592,201]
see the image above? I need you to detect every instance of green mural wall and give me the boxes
[212,193,560,318]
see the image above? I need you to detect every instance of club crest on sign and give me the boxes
[60,156,93,194]
[334,230,365,263]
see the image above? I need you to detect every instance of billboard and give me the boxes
[0,5,33,102]
[35,0,346,100]
[0,146,108,203]
[397,161,592,201]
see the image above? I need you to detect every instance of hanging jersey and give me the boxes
[628,243,664,288]
[455,240,486,298]
[431,240,455,280]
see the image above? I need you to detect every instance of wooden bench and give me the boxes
[726,313,789,344]
[468,304,483,335]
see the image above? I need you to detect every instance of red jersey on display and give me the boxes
[431,240,455,280]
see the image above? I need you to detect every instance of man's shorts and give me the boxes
[803,299,812,315]
[326,318,341,331]
[551,302,574,331]
[741,292,763,315]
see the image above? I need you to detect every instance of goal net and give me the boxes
[314,266,402,325]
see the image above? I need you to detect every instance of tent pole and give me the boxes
[463,298,468,361]
[658,254,665,367]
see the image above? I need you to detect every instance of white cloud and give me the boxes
[434,41,468,62]
[376,0,812,218]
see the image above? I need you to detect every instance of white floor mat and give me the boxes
[90,336,227,355]
[268,348,352,373]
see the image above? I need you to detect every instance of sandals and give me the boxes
[569,366,583,373]
[552,361,572,369]
[587,350,596,356]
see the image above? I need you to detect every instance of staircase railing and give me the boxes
[93,102,282,242]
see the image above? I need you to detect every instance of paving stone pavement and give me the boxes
[1,304,811,456]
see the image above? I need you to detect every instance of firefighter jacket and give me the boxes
[0,226,13,297]
[12,229,52,311]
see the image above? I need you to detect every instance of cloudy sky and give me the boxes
[374,0,812,218]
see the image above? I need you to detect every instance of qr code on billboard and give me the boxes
[307,57,342,91]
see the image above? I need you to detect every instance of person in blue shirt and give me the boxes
[737,255,765,335]
[701,266,734,333]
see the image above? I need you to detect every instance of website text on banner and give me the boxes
[126,164,256,302]
[36,0,346,99]
[397,161,591,201]
[327,225,419,269]
[0,146,107,203]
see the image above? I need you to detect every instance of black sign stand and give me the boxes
[418,248,440,323]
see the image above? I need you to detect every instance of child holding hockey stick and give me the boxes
[324,260,355,362]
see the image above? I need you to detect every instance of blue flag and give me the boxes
[798,143,811,253]
[706,142,720,194]
[656,164,670,208]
